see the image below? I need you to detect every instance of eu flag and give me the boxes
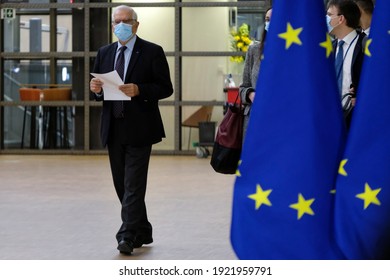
[334,0,390,260]
[230,0,346,259]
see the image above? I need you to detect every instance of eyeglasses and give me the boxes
[327,14,342,22]
[113,19,136,25]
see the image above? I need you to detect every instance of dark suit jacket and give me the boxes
[332,32,366,93]
[332,32,366,129]
[92,36,173,147]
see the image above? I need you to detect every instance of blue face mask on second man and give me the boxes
[265,21,270,32]
[326,14,340,34]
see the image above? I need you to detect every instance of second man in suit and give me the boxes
[326,0,365,129]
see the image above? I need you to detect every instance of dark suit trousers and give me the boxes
[107,117,152,243]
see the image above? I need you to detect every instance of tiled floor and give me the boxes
[0,155,237,260]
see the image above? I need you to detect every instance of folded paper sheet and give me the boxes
[91,70,131,100]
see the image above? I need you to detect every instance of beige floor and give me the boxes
[0,154,237,260]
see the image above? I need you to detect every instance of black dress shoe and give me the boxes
[117,240,134,255]
[133,236,153,248]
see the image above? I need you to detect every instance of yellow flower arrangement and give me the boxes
[230,23,253,63]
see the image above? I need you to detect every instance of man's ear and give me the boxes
[339,14,346,24]
[133,21,140,32]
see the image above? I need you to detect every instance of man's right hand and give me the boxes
[90,78,104,94]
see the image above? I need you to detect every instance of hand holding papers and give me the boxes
[90,70,131,100]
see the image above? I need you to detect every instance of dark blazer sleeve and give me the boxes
[90,43,117,102]
[121,38,173,146]
[125,39,173,101]
[351,33,366,94]
[345,32,366,130]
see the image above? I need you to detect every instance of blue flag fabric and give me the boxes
[230,0,346,259]
[334,0,390,260]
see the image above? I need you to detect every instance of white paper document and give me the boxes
[90,70,131,100]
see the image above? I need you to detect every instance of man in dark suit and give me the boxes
[90,5,173,255]
[326,0,366,129]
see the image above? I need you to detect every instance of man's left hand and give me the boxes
[119,83,139,97]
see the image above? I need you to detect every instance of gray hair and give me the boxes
[111,5,138,22]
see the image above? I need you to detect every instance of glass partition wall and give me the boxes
[0,0,270,154]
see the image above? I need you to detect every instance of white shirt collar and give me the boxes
[363,27,370,36]
[339,30,358,45]
[116,35,137,52]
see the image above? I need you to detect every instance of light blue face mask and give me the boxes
[325,15,340,34]
[265,21,270,32]
[326,15,333,33]
[114,22,133,42]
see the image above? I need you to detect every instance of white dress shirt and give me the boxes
[337,30,358,96]
[115,35,137,79]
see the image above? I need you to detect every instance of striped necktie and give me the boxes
[113,46,127,118]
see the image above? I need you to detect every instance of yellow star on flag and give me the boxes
[278,22,303,49]
[339,159,348,176]
[289,193,315,220]
[236,160,242,177]
[365,38,372,57]
[320,33,334,58]
[248,184,272,210]
[356,183,381,209]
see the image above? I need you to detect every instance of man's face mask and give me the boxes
[265,21,270,32]
[114,22,133,42]
[326,14,340,34]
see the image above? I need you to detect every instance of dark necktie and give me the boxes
[335,40,344,94]
[113,46,127,118]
